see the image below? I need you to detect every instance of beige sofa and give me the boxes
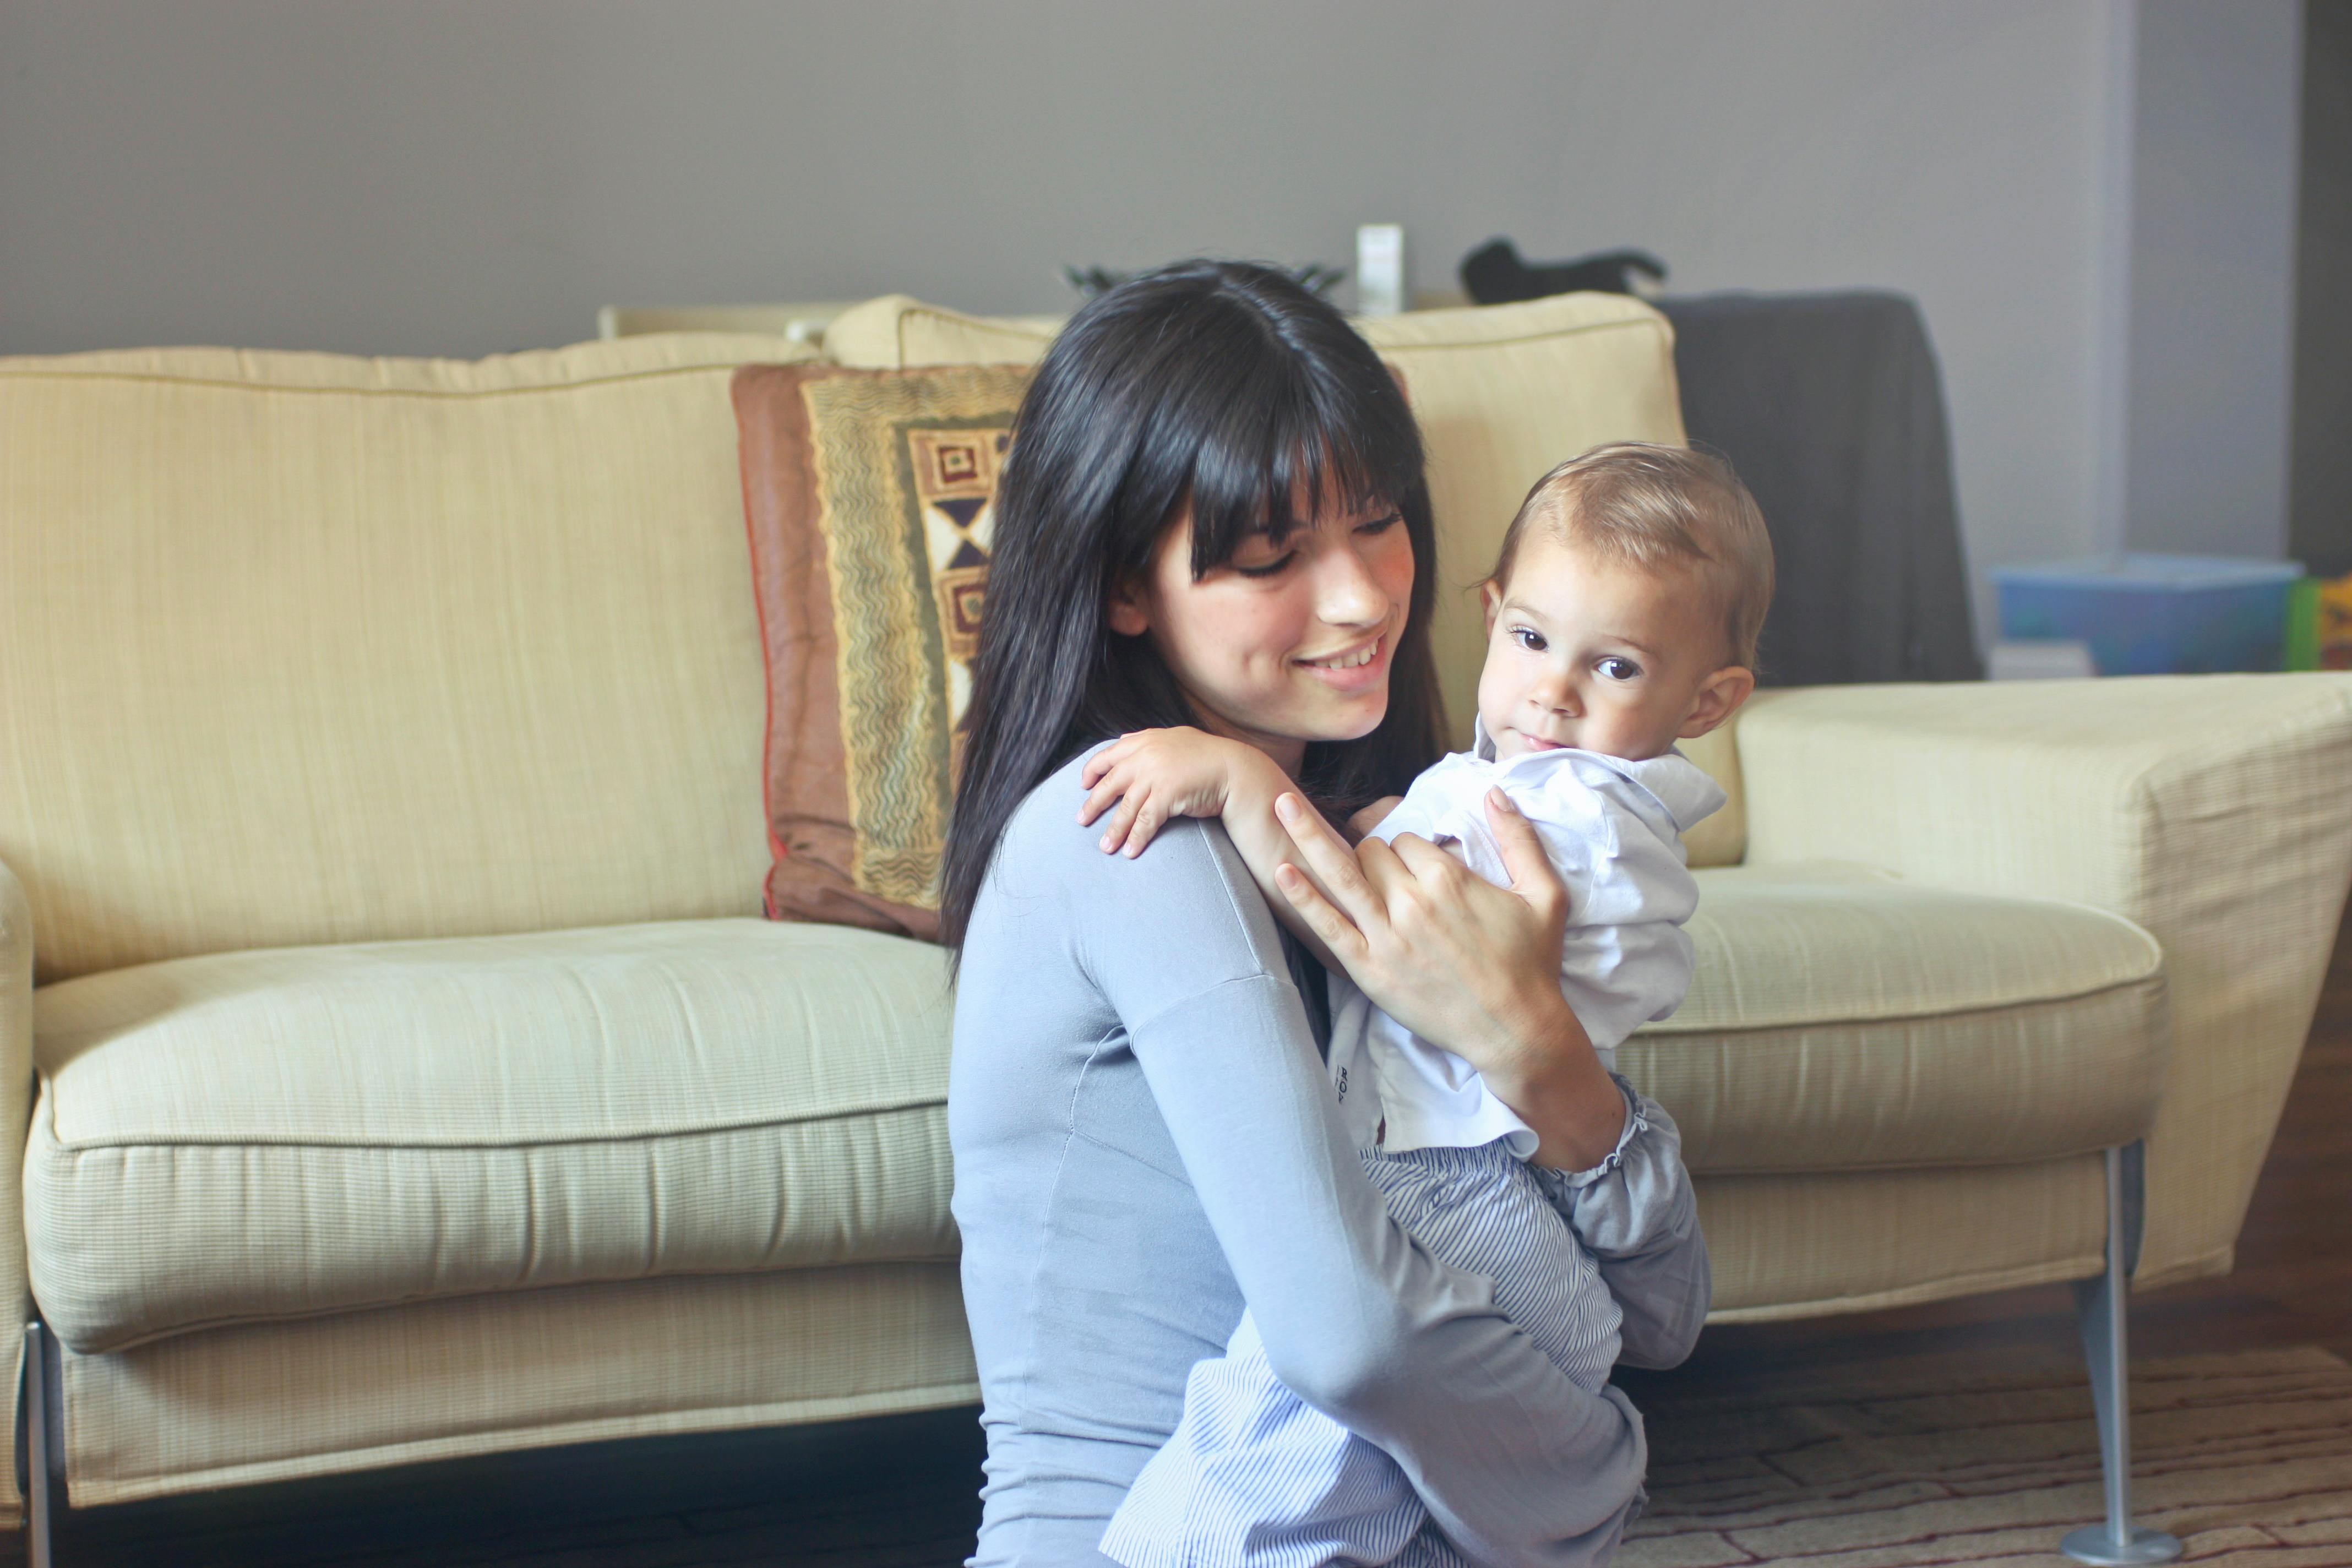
[2,296,2348,1553]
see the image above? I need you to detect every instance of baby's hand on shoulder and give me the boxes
[1078,727,1261,858]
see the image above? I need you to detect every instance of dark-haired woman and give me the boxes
[945,262,1707,1566]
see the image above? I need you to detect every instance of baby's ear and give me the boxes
[1479,578,1503,633]
[1680,665,1756,739]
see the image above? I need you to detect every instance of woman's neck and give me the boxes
[1185,699,1306,778]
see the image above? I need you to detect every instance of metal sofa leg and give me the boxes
[2060,1144,2181,1565]
[22,1321,54,1568]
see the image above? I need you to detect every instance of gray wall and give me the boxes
[2125,0,2305,560]
[0,0,2309,633]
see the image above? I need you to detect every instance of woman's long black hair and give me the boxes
[940,259,1446,956]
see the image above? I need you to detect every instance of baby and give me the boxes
[1083,442,1773,1568]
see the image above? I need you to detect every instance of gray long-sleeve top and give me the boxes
[949,754,1711,1566]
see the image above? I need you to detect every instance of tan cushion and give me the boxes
[57,1263,977,1507]
[820,296,1063,368]
[732,364,1032,938]
[26,919,954,1352]
[819,294,1709,841]
[0,335,814,984]
[1624,863,2168,1173]
[1733,673,2352,1287]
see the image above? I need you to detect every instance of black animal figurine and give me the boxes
[1458,239,1668,304]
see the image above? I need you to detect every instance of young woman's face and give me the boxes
[1109,492,1415,774]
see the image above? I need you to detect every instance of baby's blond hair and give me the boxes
[1490,442,1775,671]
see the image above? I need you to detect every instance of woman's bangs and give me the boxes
[1183,375,1416,578]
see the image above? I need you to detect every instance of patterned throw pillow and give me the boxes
[732,363,1032,939]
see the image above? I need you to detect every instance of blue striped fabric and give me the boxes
[1099,1141,1623,1567]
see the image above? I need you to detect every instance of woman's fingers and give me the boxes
[1275,863,1371,964]
[1484,787,1569,924]
[1380,831,1458,882]
[1274,794,1380,924]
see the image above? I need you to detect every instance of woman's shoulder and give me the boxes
[989,747,1286,975]
[999,744,1230,892]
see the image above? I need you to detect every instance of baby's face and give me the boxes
[1477,534,1749,762]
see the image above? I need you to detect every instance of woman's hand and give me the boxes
[1344,795,1405,843]
[1272,787,1627,1171]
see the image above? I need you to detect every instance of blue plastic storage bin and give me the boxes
[1990,554,2304,675]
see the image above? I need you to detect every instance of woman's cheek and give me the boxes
[1371,527,1417,624]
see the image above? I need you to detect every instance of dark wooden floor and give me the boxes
[19,905,2350,1566]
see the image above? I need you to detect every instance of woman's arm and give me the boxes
[1076,726,1348,970]
[1070,810,1650,1565]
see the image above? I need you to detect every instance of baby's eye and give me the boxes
[1511,626,1547,652]
[1598,656,1642,681]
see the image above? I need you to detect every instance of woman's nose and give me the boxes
[1313,541,1392,627]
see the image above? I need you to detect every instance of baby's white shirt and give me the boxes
[1325,721,1727,1158]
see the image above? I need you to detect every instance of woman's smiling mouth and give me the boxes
[1294,635,1389,690]
[1298,638,1381,671]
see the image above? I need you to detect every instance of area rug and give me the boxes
[1621,1345,2352,1567]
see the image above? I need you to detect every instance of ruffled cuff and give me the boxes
[1529,1074,1649,1193]
[1526,1074,1699,1264]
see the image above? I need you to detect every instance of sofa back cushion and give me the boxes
[0,335,812,983]
[821,292,1748,866]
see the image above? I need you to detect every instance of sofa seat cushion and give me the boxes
[1625,864,2168,1175]
[27,919,954,1353]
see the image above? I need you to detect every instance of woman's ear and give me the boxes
[1384,361,1412,407]
[1679,665,1757,739]
[1107,575,1151,638]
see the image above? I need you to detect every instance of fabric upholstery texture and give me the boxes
[1736,673,2352,1287]
[28,919,955,1352]
[0,336,813,986]
[0,862,32,1526]
[1636,863,2166,1173]
[1698,1153,2108,1320]
[28,859,2162,1353]
[732,363,1032,937]
[58,1263,976,1507]
[817,293,1696,824]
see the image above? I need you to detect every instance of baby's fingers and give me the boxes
[1076,770,1128,827]
[1079,739,1133,791]
[1096,785,1150,854]
[1120,794,1167,858]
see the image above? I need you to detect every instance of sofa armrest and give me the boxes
[1734,673,2352,1287]
[0,858,31,1521]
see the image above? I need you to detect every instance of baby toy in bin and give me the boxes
[2287,571,2352,672]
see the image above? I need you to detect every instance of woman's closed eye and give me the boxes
[1233,550,1298,579]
